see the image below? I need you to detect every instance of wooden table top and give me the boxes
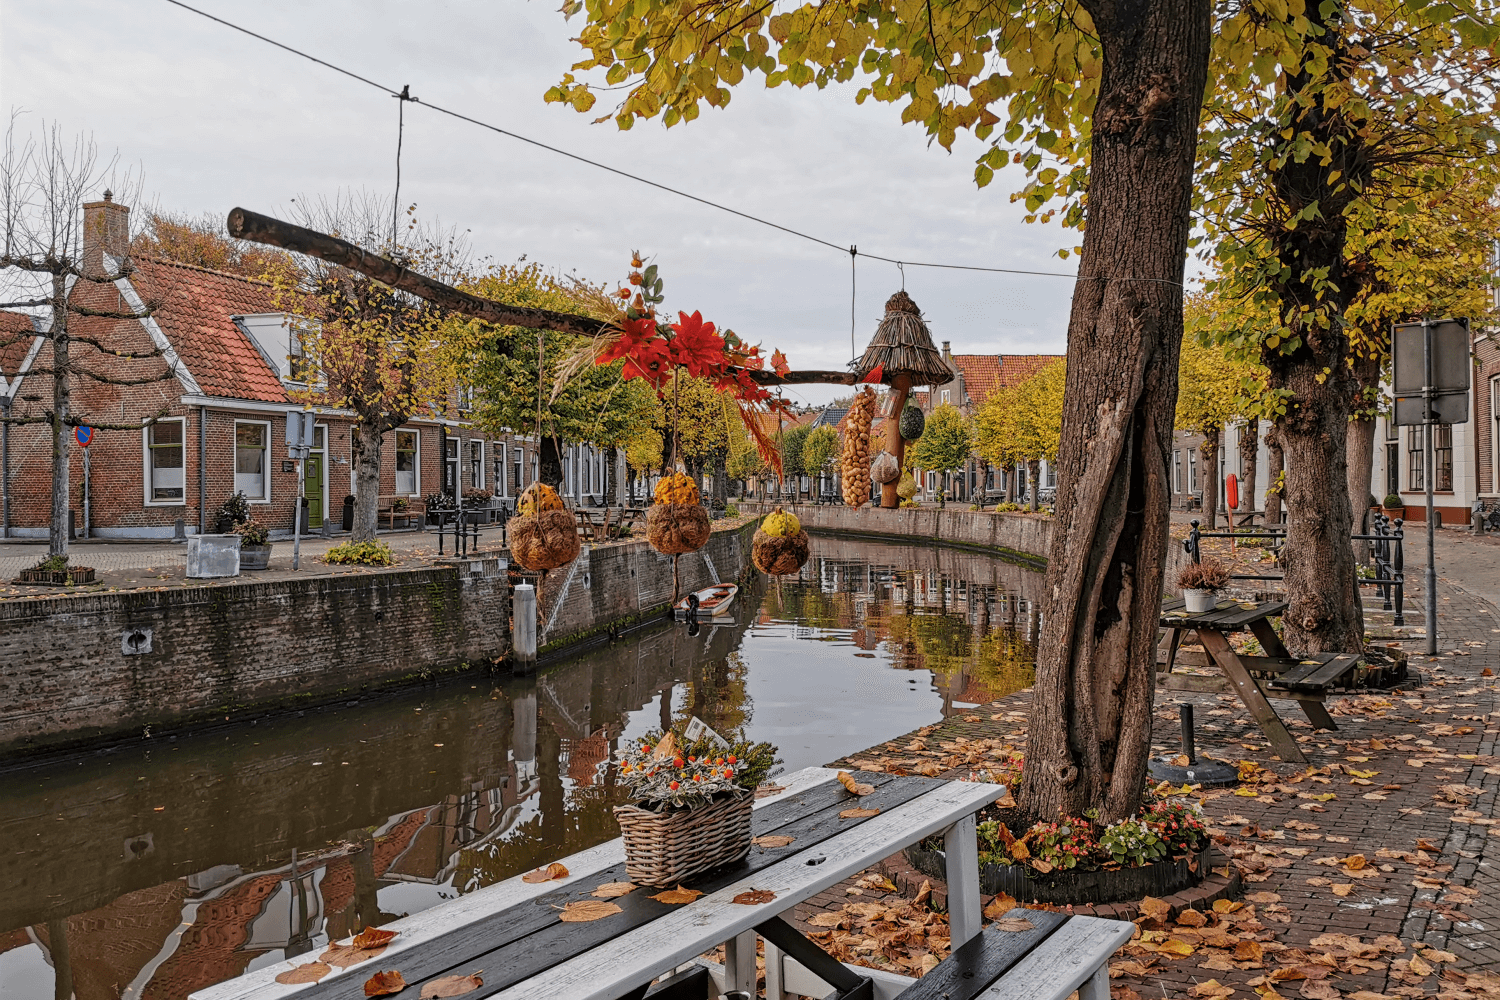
[1159,596,1288,632]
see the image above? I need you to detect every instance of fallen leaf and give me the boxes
[322,941,391,969]
[839,807,881,818]
[753,835,796,848]
[1191,979,1236,998]
[837,770,875,796]
[364,970,407,997]
[557,900,622,922]
[808,911,845,927]
[1415,839,1442,853]
[1030,858,1054,874]
[913,879,933,907]
[1247,892,1283,903]
[1420,949,1458,963]
[421,973,484,998]
[522,862,570,883]
[1408,955,1434,977]
[732,889,777,905]
[650,886,704,905]
[1332,884,1354,897]
[592,882,636,898]
[983,892,1020,919]
[1237,940,1265,962]
[352,927,398,950]
[1212,899,1244,914]
[992,918,1035,932]
[1139,896,1172,925]
[276,962,331,985]
[1160,938,1196,957]
[1301,979,1339,1000]
[1341,854,1367,871]
[1176,909,1208,928]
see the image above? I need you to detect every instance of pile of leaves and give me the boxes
[614,727,780,809]
[805,878,954,978]
[324,540,397,567]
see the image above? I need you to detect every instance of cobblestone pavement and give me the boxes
[797,578,1500,998]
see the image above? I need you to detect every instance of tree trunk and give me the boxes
[883,376,912,507]
[1265,425,1285,525]
[49,273,70,559]
[539,436,565,491]
[1238,418,1259,522]
[1263,0,1365,656]
[1201,428,1220,532]
[607,445,620,506]
[1019,0,1210,824]
[1027,460,1041,511]
[350,421,383,542]
[1006,462,1017,504]
[1346,415,1375,562]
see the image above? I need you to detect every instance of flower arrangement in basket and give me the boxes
[1177,558,1231,613]
[612,725,780,886]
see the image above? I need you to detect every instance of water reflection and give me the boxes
[0,537,1038,999]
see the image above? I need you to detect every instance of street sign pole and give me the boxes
[82,449,90,540]
[1423,320,1437,656]
[294,457,304,571]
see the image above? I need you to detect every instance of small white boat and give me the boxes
[674,583,738,620]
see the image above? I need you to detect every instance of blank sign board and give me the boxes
[1391,319,1470,425]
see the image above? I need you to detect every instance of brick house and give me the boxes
[0,196,580,540]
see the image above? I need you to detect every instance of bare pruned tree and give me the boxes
[0,114,181,558]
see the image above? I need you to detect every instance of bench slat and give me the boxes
[980,916,1136,1000]
[895,908,1068,1000]
[1267,654,1361,693]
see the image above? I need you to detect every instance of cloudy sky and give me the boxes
[1,0,1080,405]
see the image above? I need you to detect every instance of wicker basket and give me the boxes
[614,790,754,886]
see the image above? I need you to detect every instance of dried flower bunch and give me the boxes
[1178,558,1231,592]
[614,728,780,810]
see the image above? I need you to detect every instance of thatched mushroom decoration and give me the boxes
[853,291,954,508]
[752,507,810,576]
[508,483,581,572]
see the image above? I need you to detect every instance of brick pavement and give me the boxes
[801,578,1500,999]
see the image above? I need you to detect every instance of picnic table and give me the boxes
[1158,597,1354,764]
[196,766,1133,1000]
[575,507,642,541]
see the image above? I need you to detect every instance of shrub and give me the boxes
[324,540,396,566]
[993,502,1022,512]
[1099,817,1169,867]
[724,503,739,518]
[1178,558,1231,591]
[1383,493,1403,508]
[232,519,270,546]
[33,554,68,573]
[1140,799,1208,856]
[462,487,493,501]
[217,491,250,525]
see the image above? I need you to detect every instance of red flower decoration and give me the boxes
[668,311,725,378]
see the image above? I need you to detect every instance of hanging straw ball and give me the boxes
[646,503,711,555]
[509,508,580,571]
[870,451,900,485]
[752,507,810,575]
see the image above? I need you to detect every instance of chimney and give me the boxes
[82,189,129,277]
[941,341,952,363]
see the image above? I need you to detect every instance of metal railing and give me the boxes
[1183,513,1405,625]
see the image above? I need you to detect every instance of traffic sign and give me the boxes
[74,426,94,448]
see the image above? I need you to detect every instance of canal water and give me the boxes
[0,536,1040,999]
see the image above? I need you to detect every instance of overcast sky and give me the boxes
[1,0,1080,406]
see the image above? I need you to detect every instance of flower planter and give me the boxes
[1383,505,1405,521]
[239,544,273,571]
[903,843,1213,906]
[1183,588,1218,613]
[614,789,753,886]
[15,565,96,586]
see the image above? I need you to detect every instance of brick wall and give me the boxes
[0,558,510,756]
[1477,334,1498,498]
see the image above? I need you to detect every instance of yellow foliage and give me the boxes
[654,472,700,506]
[761,508,801,538]
[518,482,565,517]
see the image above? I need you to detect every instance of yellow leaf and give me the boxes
[558,899,623,922]
[650,886,703,905]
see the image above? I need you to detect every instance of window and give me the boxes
[1045,463,1056,489]
[395,430,418,495]
[458,383,475,413]
[146,419,185,503]
[1384,415,1398,442]
[234,421,270,501]
[513,447,524,494]
[287,324,317,383]
[494,443,507,497]
[1386,442,1400,498]
[1491,376,1500,490]
[926,471,937,492]
[1434,423,1453,491]
[469,440,484,490]
[1408,425,1424,491]
[1188,450,1198,493]
[444,436,459,495]
[1173,451,1183,494]
[941,390,950,405]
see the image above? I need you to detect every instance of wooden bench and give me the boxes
[377,495,419,529]
[1156,637,1361,701]
[759,907,1134,1000]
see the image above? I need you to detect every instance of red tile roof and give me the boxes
[131,259,289,403]
[951,354,1062,406]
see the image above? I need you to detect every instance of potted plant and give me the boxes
[215,491,250,534]
[612,726,780,886]
[1382,493,1405,518]
[1177,558,1231,613]
[233,519,273,570]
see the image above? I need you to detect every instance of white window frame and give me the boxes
[143,416,188,506]
[1491,376,1499,492]
[395,429,420,497]
[941,390,950,405]
[1173,451,1183,494]
[494,442,507,498]
[233,419,272,503]
[469,439,485,490]
[445,436,459,495]
[1188,449,1198,493]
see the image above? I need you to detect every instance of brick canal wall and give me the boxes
[0,556,509,757]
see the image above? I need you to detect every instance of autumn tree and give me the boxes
[131,209,295,283]
[981,360,1066,511]
[1177,300,1260,530]
[1196,0,1500,654]
[909,403,974,498]
[801,425,839,482]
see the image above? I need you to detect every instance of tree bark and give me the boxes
[1019,0,1210,824]
[1027,460,1041,512]
[1201,428,1220,532]
[1238,418,1259,522]
[350,421,383,542]
[1263,0,1365,655]
[1346,415,1375,561]
[1265,424,1285,525]
[49,273,70,559]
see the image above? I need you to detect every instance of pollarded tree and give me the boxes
[548,0,1213,822]
[1007,360,1067,511]
[1177,298,1261,530]
[801,424,839,486]
[908,403,973,498]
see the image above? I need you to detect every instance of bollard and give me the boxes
[513,584,537,674]
[1179,703,1196,764]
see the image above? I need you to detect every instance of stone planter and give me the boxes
[239,544,273,571]
[904,843,1214,906]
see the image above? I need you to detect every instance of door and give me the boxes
[304,453,324,529]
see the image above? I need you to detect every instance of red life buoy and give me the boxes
[1225,473,1239,511]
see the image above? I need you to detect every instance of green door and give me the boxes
[304,453,324,529]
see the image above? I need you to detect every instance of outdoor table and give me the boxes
[1159,596,1334,764]
[199,767,1000,1000]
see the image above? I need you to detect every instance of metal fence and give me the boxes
[1182,513,1406,625]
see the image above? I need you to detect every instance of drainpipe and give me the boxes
[1,395,9,539]
[199,406,208,535]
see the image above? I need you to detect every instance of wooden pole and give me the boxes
[881,374,912,508]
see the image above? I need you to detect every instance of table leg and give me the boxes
[1197,629,1307,765]
[1161,628,1183,674]
[763,939,790,1000]
[1297,698,1339,732]
[1079,964,1112,1000]
[723,929,757,995]
[1248,617,1290,659]
[943,813,982,949]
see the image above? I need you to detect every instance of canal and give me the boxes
[0,536,1040,999]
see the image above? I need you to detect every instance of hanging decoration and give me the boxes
[646,472,712,555]
[508,483,580,572]
[899,405,926,442]
[752,507,810,576]
[840,386,877,508]
[870,451,900,485]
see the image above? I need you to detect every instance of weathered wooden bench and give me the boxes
[1157,636,1361,703]
[376,495,419,529]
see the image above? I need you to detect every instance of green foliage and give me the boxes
[779,424,811,477]
[625,426,664,473]
[324,540,396,566]
[1176,299,1261,436]
[801,425,839,475]
[1098,817,1169,868]
[33,554,68,573]
[908,404,973,473]
[217,491,250,526]
[1383,493,1402,508]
